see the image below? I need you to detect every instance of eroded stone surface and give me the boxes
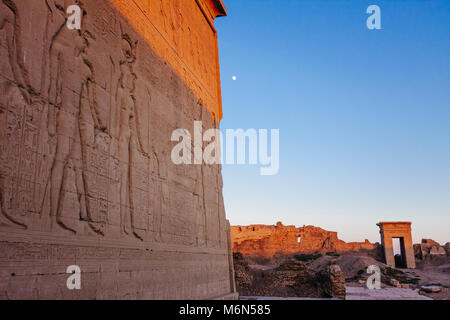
[233,253,253,289]
[444,243,450,255]
[233,256,346,299]
[0,0,235,300]
[109,0,226,120]
[231,222,374,258]
[414,239,448,260]
[314,263,346,299]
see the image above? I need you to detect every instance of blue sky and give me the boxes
[215,0,450,244]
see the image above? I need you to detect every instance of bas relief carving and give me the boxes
[0,0,236,301]
[0,1,177,242]
[0,0,34,229]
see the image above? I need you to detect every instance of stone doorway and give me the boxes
[377,222,416,269]
[393,237,407,268]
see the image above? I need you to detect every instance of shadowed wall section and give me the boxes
[0,0,236,299]
[109,0,226,120]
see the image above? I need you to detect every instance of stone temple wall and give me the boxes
[0,0,236,299]
[232,222,374,258]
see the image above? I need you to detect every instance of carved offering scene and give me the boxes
[0,0,236,300]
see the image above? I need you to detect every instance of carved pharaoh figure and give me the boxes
[31,0,70,224]
[0,0,36,229]
[0,0,31,100]
[0,0,71,230]
[114,34,150,240]
[45,16,104,234]
[0,85,29,229]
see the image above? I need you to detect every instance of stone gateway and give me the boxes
[377,222,416,269]
[0,0,237,300]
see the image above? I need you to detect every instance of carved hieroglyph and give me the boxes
[109,0,226,120]
[0,0,236,300]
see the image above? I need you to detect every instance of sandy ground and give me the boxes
[345,286,432,300]
[340,256,450,300]
[414,261,450,287]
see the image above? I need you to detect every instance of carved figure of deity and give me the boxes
[45,21,103,234]
[114,34,150,240]
[0,0,34,229]
[0,0,31,100]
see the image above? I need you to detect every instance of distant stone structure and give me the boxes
[414,239,448,260]
[0,0,237,299]
[231,222,374,258]
[377,222,416,269]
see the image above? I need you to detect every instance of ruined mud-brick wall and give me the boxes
[0,0,236,299]
[231,222,374,258]
[414,239,448,260]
